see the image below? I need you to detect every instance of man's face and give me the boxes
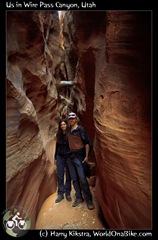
[68,118,76,126]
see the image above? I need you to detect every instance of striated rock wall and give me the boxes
[94,12,151,229]
[6,11,62,227]
[6,10,151,229]
[62,11,151,229]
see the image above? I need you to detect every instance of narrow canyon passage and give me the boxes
[35,185,108,229]
[6,10,151,230]
[35,156,109,229]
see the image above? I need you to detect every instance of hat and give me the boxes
[68,112,77,119]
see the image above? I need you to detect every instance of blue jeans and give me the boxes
[67,149,92,202]
[56,154,71,196]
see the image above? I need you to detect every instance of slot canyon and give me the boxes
[6,10,151,229]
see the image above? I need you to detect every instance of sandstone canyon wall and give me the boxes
[62,11,151,229]
[6,11,151,229]
[6,11,62,227]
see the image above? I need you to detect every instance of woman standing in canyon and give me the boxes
[55,119,72,203]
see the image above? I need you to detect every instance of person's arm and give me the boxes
[54,135,58,162]
[82,143,90,163]
[79,127,90,163]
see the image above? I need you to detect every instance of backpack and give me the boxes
[88,138,93,154]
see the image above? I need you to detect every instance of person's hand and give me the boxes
[82,157,88,163]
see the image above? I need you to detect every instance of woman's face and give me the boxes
[60,121,67,131]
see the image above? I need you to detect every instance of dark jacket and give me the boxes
[55,132,70,157]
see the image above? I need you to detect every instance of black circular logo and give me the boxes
[2,206,31,237]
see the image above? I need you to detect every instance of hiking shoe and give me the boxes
[66,194,72,202]
[72,198,84,207]
[87,201,95,210]
[55,194,64,203]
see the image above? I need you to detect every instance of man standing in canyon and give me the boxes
[67,112,95,210]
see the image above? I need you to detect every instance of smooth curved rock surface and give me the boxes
[62,11,151,229]
[6,11,151,229]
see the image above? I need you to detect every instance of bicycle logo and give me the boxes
[6,212,27,230]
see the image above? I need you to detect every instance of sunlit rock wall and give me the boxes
[62,11,151,229]
[6,11,62,227]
